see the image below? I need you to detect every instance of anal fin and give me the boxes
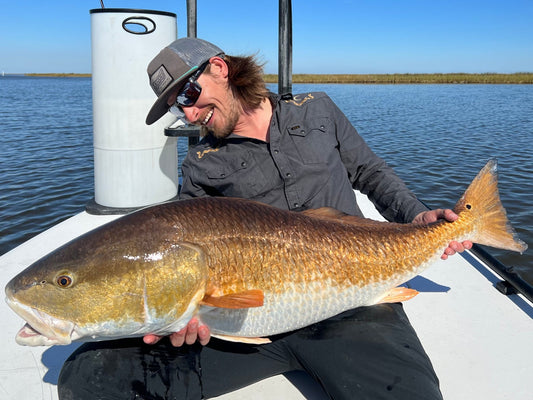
[211,333,271,345]
[378,287,419,304]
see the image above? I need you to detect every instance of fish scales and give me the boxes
[4,160,527,345]
[188,204,428,288]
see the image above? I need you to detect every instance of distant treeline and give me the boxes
[25,73,92,78]
[24,73,91,78]
[24,72,533,84]
[264,73,533,84]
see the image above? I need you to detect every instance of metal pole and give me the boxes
[278,0,293,97]
[187,0,197,38]
[186,0,199,145]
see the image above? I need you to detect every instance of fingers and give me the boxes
[184,318,200,345]
[169,318,211,347]
[143,334,162,345]
[449,240,473,253]
[441,246,454,260]
[197,324,211,346]
[441,240,473,260]
[413,209,458,225]
[442,209,459,222]
[143,318,211,347]
[168,329,187,347]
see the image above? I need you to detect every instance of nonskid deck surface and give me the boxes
[1,195,531,400]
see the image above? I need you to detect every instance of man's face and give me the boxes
[167,62,240,139]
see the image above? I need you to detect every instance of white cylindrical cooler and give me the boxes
[90,9,178,209]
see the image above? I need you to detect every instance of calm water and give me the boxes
[1,76,532,287]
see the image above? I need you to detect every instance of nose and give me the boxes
[182,106,200,123]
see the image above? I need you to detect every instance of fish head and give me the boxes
[5,215,208,346]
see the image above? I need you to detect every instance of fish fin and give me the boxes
[200,289,264,309]
[211,333,271,345]
[378,287,419,304]
[302,208,381,225]
[454,159,527,253]
[301,207,348,220]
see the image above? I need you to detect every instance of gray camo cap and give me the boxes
[145,38,224,125]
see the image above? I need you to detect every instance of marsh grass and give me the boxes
[25,73,92,78]
[23,72,532,84]
[264,73,533,84]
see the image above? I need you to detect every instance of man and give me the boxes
[59,38,471,400]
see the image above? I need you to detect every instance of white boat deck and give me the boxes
[0,192,531,400]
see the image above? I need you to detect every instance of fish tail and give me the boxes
[454,159,527,254]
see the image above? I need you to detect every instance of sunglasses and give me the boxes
[169,63,208,119]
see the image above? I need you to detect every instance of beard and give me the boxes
[210,103,240,139]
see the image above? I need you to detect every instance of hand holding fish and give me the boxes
[143,318,211,346]
[412,209,473,260]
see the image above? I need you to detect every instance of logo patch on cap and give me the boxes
[150,65,173,96]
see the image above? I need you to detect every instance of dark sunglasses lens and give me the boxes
[177,81,201,107]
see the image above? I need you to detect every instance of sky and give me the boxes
[1,0,532,74]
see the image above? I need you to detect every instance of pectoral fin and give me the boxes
[378,287,419,304]
[200,289,264,309]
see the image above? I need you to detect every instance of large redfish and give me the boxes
[5,160,527,346]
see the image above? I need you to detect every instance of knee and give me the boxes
[58,344,103,399]
[58,341,131,399]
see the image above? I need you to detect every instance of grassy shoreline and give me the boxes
[264,72,533,84]
[24,73,92,78]
[21,72,533,84]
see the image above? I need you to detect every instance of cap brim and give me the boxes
[145,66,198,125]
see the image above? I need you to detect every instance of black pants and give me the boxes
[58,303,442,400]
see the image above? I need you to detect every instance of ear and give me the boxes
[208,56,228,79]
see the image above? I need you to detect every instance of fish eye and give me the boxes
[56,275,73,288]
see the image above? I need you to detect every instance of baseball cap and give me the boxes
[145,38,224,125]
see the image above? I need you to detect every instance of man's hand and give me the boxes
[143,317,211,347]
[412,209,473,260]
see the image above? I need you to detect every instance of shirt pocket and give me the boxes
[287,117,337,164]
[205,150,270,198]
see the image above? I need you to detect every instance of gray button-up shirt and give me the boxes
[180,92,427,223]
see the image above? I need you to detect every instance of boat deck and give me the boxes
[1,193,531,399]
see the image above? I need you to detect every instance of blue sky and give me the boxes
[1,0,532,74]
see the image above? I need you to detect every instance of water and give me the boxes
[1,76,531,287]
[0,76,94,251]
[302,83,533,286]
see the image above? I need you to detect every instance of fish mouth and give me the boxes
[5,295,75,346]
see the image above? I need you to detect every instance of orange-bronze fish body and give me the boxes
[5,160,527,345]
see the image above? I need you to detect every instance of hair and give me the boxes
[222,55,270,111]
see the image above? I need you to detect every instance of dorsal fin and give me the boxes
[301,207,348,220]
[200,289,264,309]
[301,207,385,226]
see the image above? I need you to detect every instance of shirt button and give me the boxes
[220,173,226,178]
[294,203,299,208]
[286,172,291,177]
[241,161,247,167]
[273,149,279,154]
